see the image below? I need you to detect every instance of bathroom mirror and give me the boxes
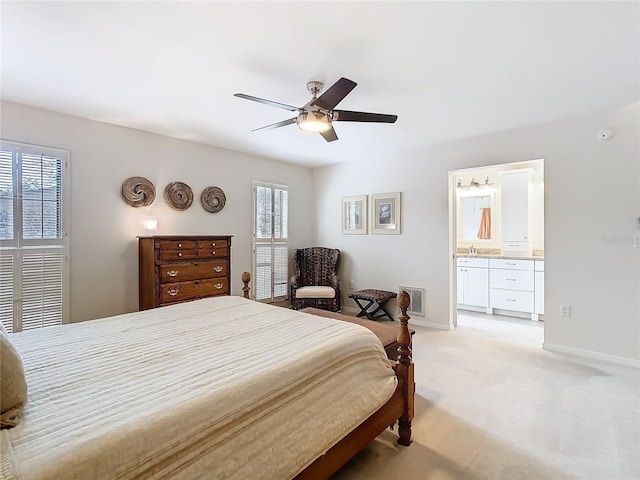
[458,193,494,240]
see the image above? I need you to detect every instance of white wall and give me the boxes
[313,104,640,363]
[1,101,314,323]
[3,100,638,363]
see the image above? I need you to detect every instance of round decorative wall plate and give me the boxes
[164,182,193,210]
[121,176,156,207]
[200,186,226,213]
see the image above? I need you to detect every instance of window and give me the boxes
[252,181,288,302]
[0,140,69,333]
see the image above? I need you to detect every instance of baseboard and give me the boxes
[341,306,452,331]
[413,318,453,330]
[543,342,640,368]
[340,306,359,316]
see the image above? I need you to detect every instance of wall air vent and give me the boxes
[398,286,425,317]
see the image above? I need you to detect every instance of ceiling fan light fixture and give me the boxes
[235,77,397,142]
[297,111,332,133]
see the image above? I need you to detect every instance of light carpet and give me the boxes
[333,313,639,480]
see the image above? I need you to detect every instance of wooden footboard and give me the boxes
[295,290,414,479]
[240,273,414,479]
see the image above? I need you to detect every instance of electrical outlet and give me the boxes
[560,305,572,317]
[349,280,355,289]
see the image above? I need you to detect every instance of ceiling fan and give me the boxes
[234,77,398,142]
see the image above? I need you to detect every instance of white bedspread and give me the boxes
[1,296,397,480]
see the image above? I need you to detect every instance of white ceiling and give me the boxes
[1,1,638,168]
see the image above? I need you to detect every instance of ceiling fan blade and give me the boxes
[234,93,300,112]
[312,78,357,110]
[252,117,297,132]
[319,126,338,142]
[333,110,398,123]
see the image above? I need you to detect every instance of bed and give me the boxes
[0,275,414,479]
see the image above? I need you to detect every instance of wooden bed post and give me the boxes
[242,271,251,299]
[395,290,414,446]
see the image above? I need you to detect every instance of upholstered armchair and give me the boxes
[290,247,341,312]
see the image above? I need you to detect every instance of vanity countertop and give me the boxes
[458,254,544,260]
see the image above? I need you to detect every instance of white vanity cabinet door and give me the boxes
[499,169,533,256]
[501,171,530,241]
[457,267,465,305]
[534,260,544,314]
[457,258,489,309]
[466,267,489,307]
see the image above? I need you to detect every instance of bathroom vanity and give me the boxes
[457,254,544,321]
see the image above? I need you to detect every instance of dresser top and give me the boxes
[138,235,234,239]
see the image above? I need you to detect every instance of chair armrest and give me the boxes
[291,275,301,290]
[330,275,340,290]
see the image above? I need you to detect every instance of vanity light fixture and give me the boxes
[457,177,494,190]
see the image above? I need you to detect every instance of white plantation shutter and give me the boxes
[253,182,288,302]
[21,251,64,330]
[273,188,288,239]
[0,254,14,333]
[21,153,63,240]
[255,244,272,301]
[273,245,288,298]
[0,141,69,333]
[0,150,14,241]
[255,185,272,240]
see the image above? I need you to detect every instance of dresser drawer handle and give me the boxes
[211,251,216,255]
[507,278,516,281]
[214,266,223,273]
[214,283,224,289]
[167,270,179,277]
[167,288,179,296]
[211,242,216,247]
[178,253,182,257]
[507,298,516,302]
[178,243,182,248]
[506,262,516,265]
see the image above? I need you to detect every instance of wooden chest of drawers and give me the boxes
[138,235,232,310]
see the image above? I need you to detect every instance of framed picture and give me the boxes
[370,192,401,234]
[341,195,367,234]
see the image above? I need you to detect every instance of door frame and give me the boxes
[448,170,458,330]
[449,160,545,332]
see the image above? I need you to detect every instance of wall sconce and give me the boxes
[143,216,158,235]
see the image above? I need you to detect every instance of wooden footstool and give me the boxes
[348,289,397,321]
[300,307,414,361]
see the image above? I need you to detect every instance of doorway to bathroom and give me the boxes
[449,159,545,346]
